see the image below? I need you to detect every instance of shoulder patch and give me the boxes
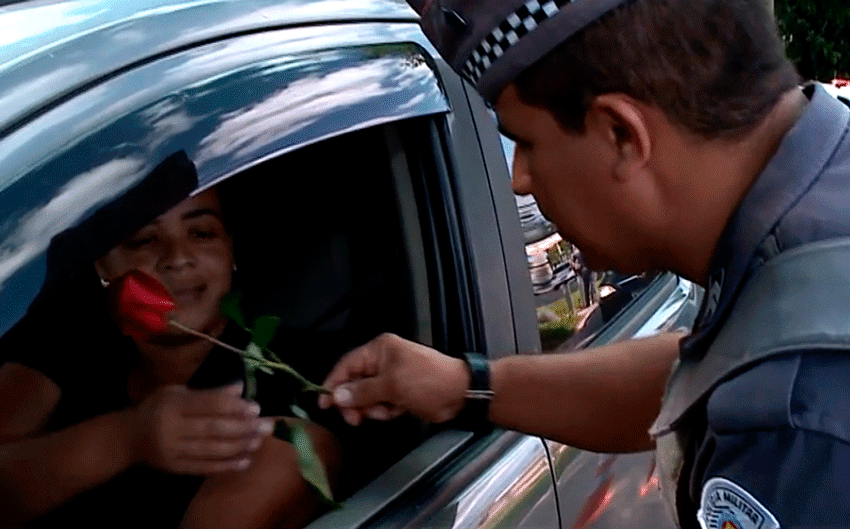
[697,477,779,529]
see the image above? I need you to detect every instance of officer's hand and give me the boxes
[129,383,275,475]
[317,333,469,426]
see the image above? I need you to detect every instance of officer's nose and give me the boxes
[511,149,533,196]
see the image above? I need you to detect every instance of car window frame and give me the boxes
[0,24,449,338]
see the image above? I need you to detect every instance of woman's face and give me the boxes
[95,189,234,338]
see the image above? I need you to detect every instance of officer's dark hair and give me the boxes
[513,0,799,140]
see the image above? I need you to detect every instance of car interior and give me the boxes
[216,124,435,494]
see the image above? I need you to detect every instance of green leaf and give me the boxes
[289,423,340,508]
[262,346,283,364]
[242,356,273,376]
[220,291,247,329]
[251,316,281,349]
[291,404,310,420]
[244,365,258,401]
[244,342,264,361]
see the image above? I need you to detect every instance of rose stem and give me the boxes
[256,361,331,394]
[167,319,330,394]
[168,319,245,355]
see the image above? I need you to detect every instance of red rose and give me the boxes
[110,270,176,341]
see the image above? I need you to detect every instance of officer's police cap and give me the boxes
[408,0,632,103]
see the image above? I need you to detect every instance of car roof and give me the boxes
[0,0,419,135]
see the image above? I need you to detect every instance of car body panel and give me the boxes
[366,432,558,529]
[461,80,543,357]
[428,59,541,360]
[0,0,417,135]
[548,275,702,529]
[307,429,477,529]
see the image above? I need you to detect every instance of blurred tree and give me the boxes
[775,0,850,81]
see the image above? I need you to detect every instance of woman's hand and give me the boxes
[182,418,343,529]
[128,383,275,475]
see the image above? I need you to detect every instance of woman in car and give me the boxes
[0,186,342,528]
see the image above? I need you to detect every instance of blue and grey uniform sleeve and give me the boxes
[690,353,850,529]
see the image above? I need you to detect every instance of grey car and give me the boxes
[0,1,701,527]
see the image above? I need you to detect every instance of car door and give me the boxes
[0,3,562,528]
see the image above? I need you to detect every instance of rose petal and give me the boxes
[109,270,176,340]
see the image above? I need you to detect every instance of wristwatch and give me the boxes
[456,352,494,431]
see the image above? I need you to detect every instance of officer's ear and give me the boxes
[585,94,652,183]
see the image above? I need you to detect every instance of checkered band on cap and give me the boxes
[462,0,576,84]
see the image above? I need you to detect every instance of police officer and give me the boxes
[317,0,850,526]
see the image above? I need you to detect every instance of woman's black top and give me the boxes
[9,320,252,528]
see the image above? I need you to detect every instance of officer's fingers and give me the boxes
[320,333,413,410]
[318,361,354,410]
[331,375,397,414]
[317,392,333,410]
[323,344,378,388]
[341,408,363,426]
[319,347,382,411]
[364,404,404,421]
[338,404,404,426]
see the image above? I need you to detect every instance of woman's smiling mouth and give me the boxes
[170,285,206,305]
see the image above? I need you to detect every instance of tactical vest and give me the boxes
[649,237,850,524]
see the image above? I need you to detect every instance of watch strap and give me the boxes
[456,352,494,431]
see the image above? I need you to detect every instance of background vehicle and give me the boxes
[504,137,576,298]
[825,80,850,99]
[0,1,701,527]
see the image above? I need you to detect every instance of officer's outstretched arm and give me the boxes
[319,332,683,453]
[488,332,682,452]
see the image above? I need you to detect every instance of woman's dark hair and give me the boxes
[514,0,799,140]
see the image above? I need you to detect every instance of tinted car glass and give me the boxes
[0,36,448,339]
[498,135,659,351]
